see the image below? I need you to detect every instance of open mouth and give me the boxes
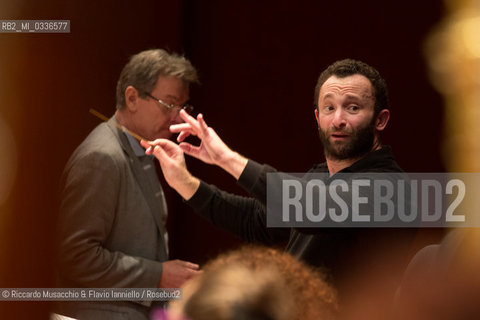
[330,132,350,139]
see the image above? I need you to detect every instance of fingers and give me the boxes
[171,113,210,143]
[180,260,200,270]
[170,123,193,133]
[169,124,195,142]
[179,110,203,136]
[160,260,202,288]
[197,113,210,137]
[179,142,202,158]
[140,139,153,153]
[142,139,179,155]
[177,130,191,143]
[178,109,197,125]
[174,260,202,279]
[145,140,173,162]
[157,139,178,151]
[147,138,176,148]
[141,139,165,151]
[180,261,202,278]
[188,269,203,277]
[151,143,169,163]
[170,259,200,270]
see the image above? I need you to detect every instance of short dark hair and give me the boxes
[116,49,199,110]
[314,59,388,114]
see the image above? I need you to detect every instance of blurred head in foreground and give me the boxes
[395,229,480,320]
[156,246,338,320]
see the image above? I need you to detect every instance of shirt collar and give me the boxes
[310,146,398,175]
[341,146,395,173]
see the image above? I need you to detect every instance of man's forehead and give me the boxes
[154,75,189,90]
[319,74,373,99]
[153,76,190,101]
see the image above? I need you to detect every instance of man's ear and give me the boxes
[375,109,390,131]
[125,86,139,111]
[314,108,320,126]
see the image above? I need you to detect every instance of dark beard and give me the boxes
[318,118,376,160]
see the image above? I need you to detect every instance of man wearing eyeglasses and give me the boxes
[56,49,200,320]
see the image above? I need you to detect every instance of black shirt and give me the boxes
[187,146,414,286]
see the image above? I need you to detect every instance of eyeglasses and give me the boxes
[143,92,194,114]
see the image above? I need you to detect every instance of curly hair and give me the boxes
[182,245,339,320]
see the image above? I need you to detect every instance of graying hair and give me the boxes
[116,49,199,110]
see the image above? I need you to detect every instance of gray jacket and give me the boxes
[56,117,168,319]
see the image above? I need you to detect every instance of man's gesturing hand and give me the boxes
[159,260,201,288]
[169,110,248,180]
[169,110,231,166]
[141,139,200,200]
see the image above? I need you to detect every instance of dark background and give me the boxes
[0,0,446,318]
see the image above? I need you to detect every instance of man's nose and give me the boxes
[170,110,183,125]
[332,109,347,128]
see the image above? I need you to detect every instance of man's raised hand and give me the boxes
[169,110,248,180]
[141,139,200,200]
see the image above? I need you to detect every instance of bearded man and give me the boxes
[143,59,414,298]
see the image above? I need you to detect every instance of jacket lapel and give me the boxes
[106,117,168,257]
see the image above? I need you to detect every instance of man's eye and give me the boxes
[348,105,360,112]
[324,105,334,111]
